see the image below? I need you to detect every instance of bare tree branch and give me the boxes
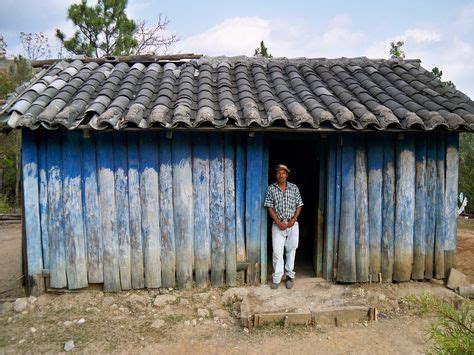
[133,14,179,55]
[20,32,51,60]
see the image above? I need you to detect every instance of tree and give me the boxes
[431,66,456,89]
[20,32,51,60]
[254,40,272,58]
[133,15,178,55]
[390,41,405,59]
[0,34,6,56]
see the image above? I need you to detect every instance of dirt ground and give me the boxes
[0,218,472,353]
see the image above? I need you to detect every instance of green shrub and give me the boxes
[0,193,14,213]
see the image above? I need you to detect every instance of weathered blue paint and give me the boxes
[22,130,44,293]
[316,142,326,277]
[46,131,67,288]
[62,131,88,289]
[413,134,427,280]
[235,134,246,263]
[37,133,49,271]
[424,135,437,279]
[246,134,263,284]
[113,132,131,290]
[97,132,121,291]
[209,133,226,286]
[337,135,357,282]
[323,135,336,280]
[434,133,446,279]
[172,132,194,288]
[394,133,415,282]
[192,133,211,288]
[354,135,369,282]
[159,133,176,288]
[368,135,383,280]
[139,132,161,288]
[224,133,237,286]
[333,135,342,280]
[126,132,144,289]
[444,133,459,272]
[381,134,395,282]
[260,137,269,284]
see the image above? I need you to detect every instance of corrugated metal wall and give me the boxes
[323,132,459,283]
[22,130,269,291]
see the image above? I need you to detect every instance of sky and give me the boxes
[1,0,474,97]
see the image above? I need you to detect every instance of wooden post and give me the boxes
[323,135,336,280]
[139,132,161,289]
[337,135,356,283]
[113,132,131,290]
[381,133,395,283]
[127,132,144,289]
[37,133,49,271]
[333,135,342,281]
[171,132,194,288]
[368,134,383,281]
[413,133,427,280]
[159,132,176,288]
[444,133,459,273]
[434,133,446,279]
[192,132,211,288]
[97,132,121,292]
[394,133,415,282]
[424,135,437,280]
[46,131,67,289]
[354,135,369,282]
[260,137,269,284]
[316,141,326,277]
[224,133,237,286]
[235,134,246,264]
[62,131,88,290]
[22,129,44,295]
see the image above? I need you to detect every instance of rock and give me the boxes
[64,321,74,328]
[197,308,210,318]
[36,294,52,307]
[0,302,12,315]
[243,327,249,334]
[447,268,469,290]
[102,296,115,306]
[223,287,249,301]
[179,298,190,306]
[430,278,444,285]
[159,288,170,294]
[18,339,25,344]
[193,292,210,302]
[150,319,165,329]
[30,327,37,333]
[377,294,387,302]
[13,298,29,313]
[27,296,37,304]
[192,319,197,326]
[184,320,191,326]
[458,284,474,298]
[153,294,177,307]
[213,309,229,318]
[64,340,75,352]
[127,294,149,307]
[76,318,86,325]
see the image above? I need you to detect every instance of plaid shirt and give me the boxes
[264,182,304,220]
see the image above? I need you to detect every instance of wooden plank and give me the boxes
[22,130,44,294]
[368,135,383,280]
[323,135,336,280]
[246,134,263,285]
[172,132,194,288]
[434,133,446,279]
[381,133,395,282]
[394,133,415,282]
[333,135,342,280]
[97,132,121,292]
[113,132,131,290]
[37,133,49,271]
[225,133,237,286]
[337,135,356,283]
[316,141,326,277]
[424,135,437,279]
[235,134,246,263]
[192,133,211,288]
[82,132,103,283]
[444,133,459,273]
[139,132,161,288]
[209,133,226,286]
[354,135,369,282]
[62,131,88,289]
[126,132,144,289]
[413,133,427,280]
[159,133,176,288]
[46,131,67,289]
[260,136,269,284]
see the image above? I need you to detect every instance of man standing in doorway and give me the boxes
[264,164,303,289]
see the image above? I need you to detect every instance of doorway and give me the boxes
[267,134,322,279]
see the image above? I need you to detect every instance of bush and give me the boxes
[0,193,15,213]
[407,292,473,354]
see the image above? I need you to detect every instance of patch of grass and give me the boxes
[162,314,185,325]
[405,292,473,354]
[253,321,316,337]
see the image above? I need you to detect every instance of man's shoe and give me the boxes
[285,277,294,289]
[270,282,279,289]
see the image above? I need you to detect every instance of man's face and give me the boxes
[275,169,288,183]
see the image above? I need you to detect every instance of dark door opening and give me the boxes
[267,134,321,279]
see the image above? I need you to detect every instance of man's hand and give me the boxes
[277,220,287,231]
[287,218,296,228]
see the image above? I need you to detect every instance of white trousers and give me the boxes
[272,222,299,284]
